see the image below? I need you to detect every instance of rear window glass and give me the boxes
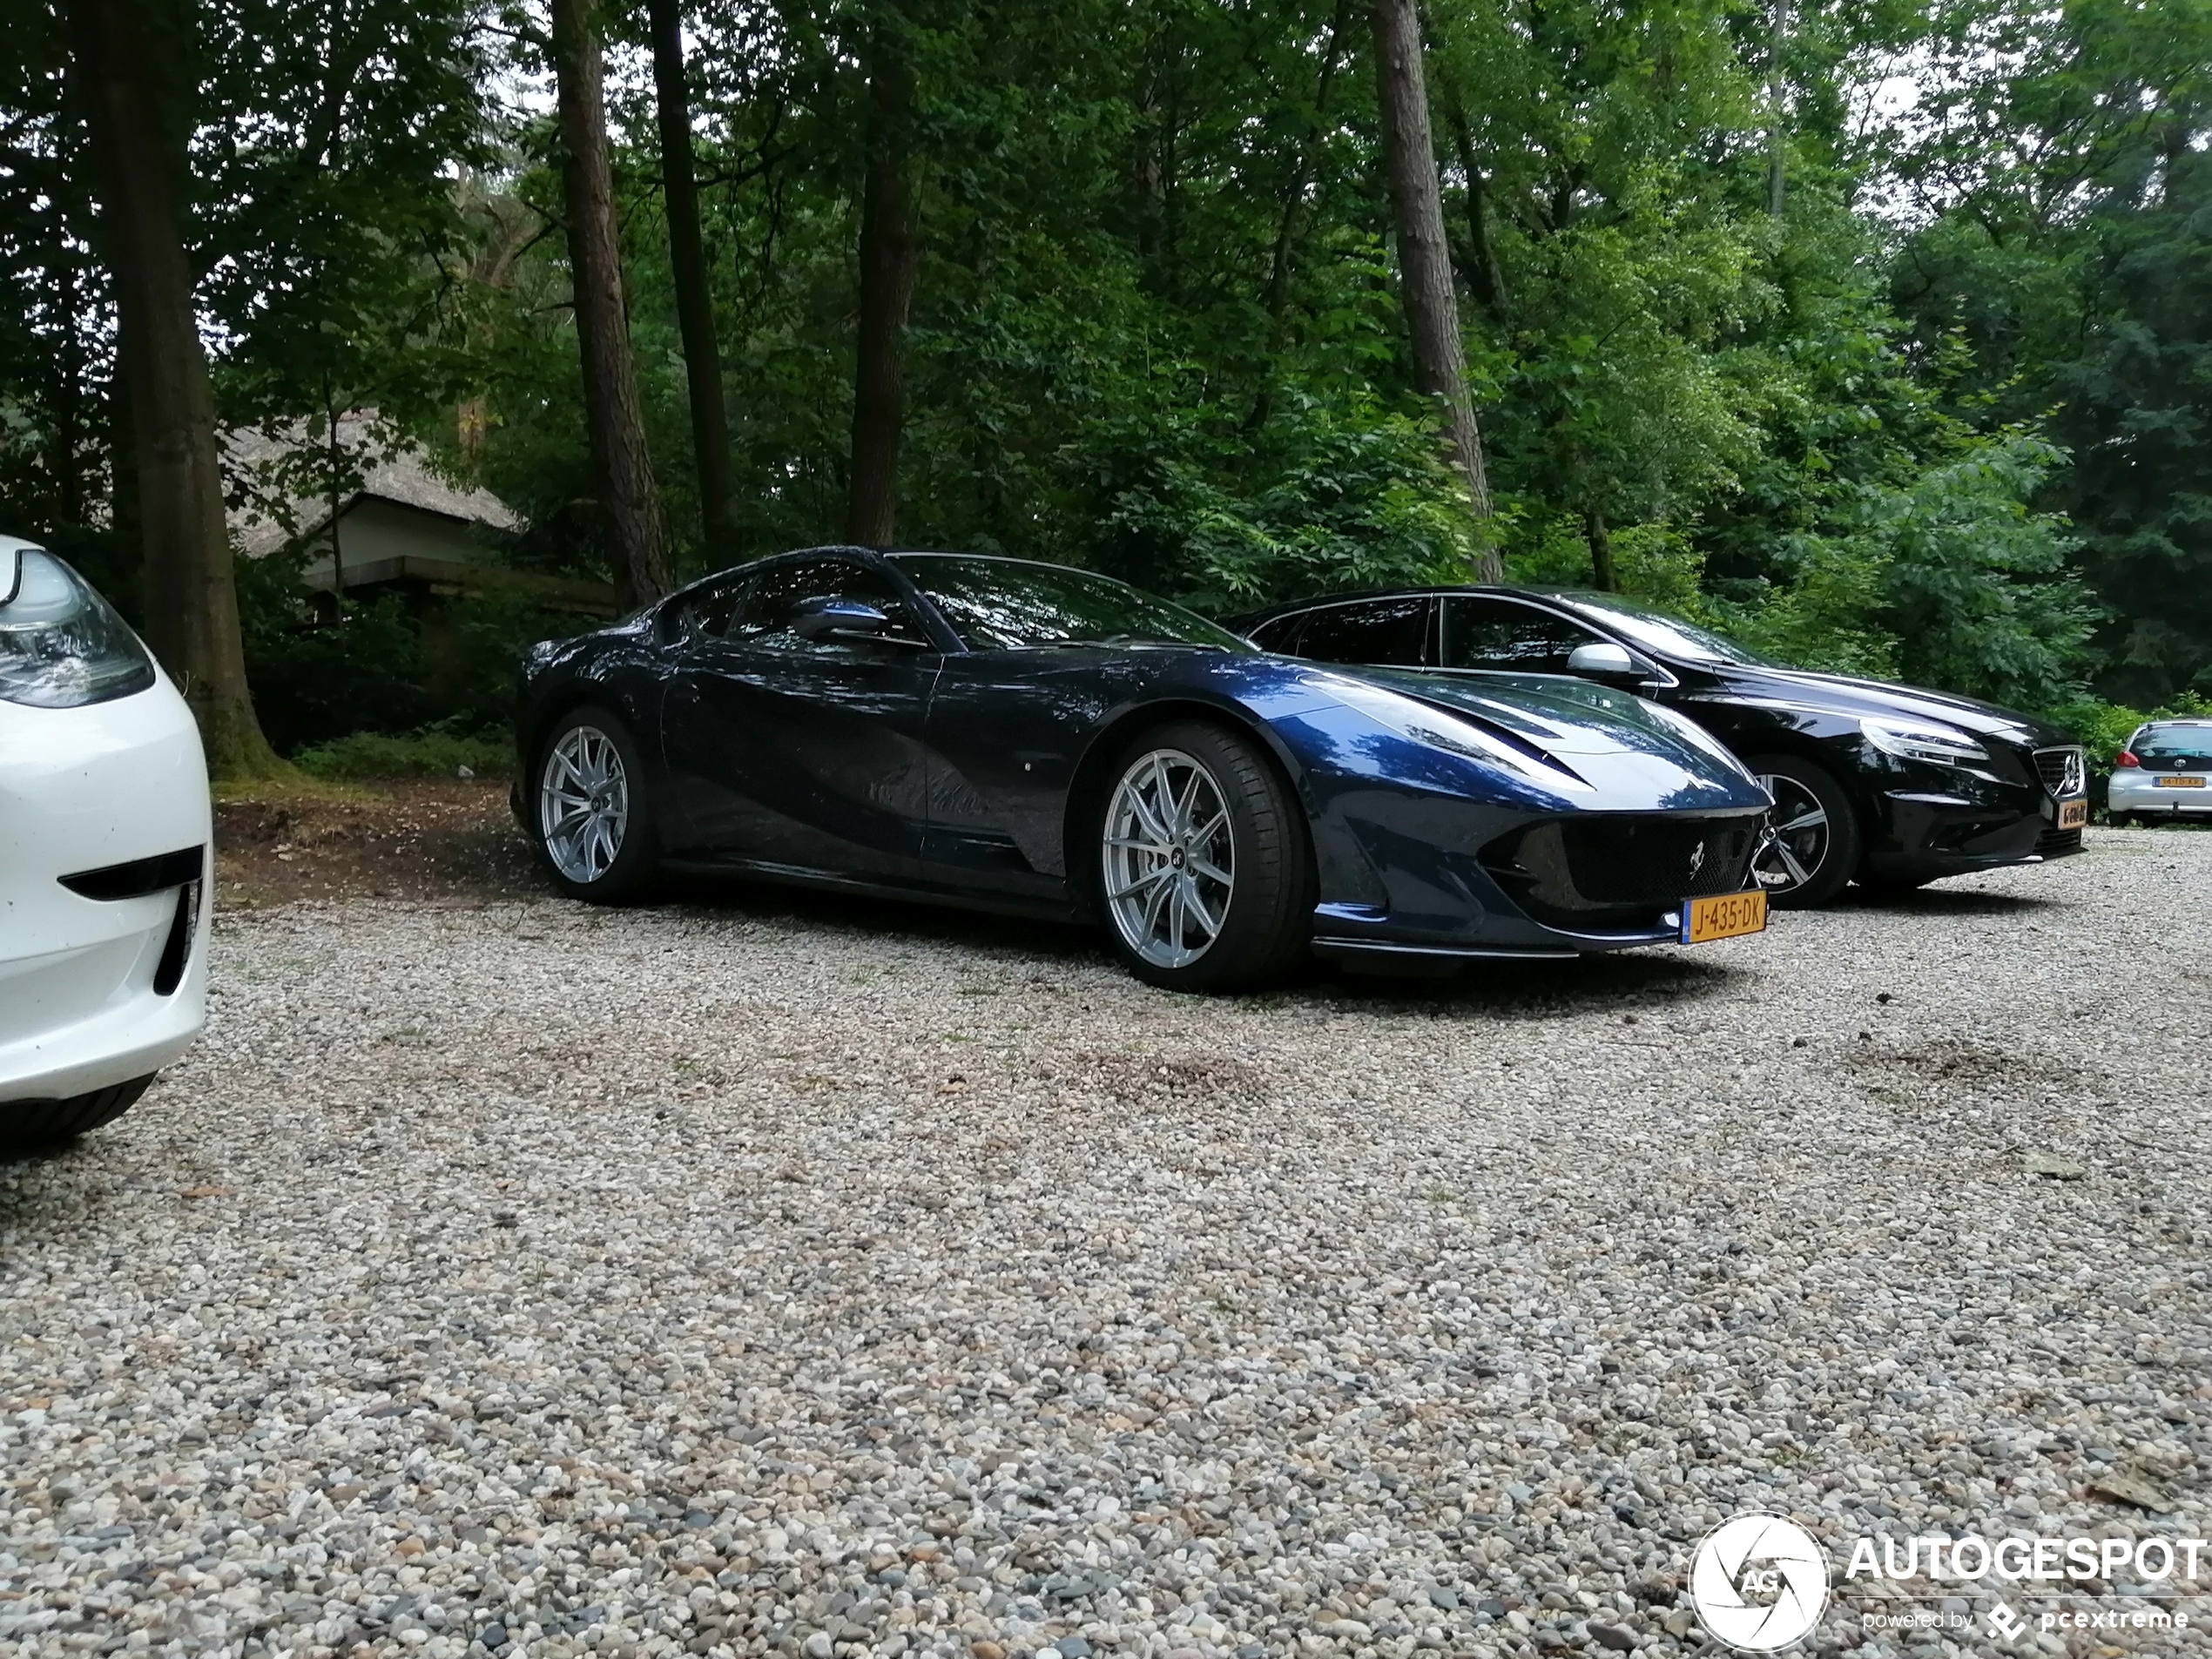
[2134,725,2212,760]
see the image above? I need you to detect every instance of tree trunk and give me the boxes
[553,0,673,608]
[1585,508,1616,592]
[1440,79,1509,319]
[1370,0,1498,581]
[647,0,734,562]
[70,0,285,779]
[846,35,920,549]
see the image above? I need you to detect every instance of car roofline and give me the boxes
[1225,583,1614,627]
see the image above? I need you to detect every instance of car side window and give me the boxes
[1442,596,1604,673]
[1245,613,1306,654]
[671,577,750,642]
[728,558,920,651]
[1284,597,1431,666]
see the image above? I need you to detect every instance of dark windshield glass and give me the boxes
[2136,725,2212,760]
[896,555,1250,651]
[1555,592,1777,667]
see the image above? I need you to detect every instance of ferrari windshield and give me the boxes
[1556,592,1777,668]
[897,554,1251,652]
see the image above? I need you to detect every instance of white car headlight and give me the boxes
[1318,675,1591,790]
[1862,717,1988,767]
[0,548,157,709]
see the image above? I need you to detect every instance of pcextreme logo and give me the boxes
[1688,1514,1831,1652]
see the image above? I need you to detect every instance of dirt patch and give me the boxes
[1056,1049,1271,1106]
[215,779,544,907]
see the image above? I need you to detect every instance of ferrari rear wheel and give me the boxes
[533,705,659,904]
[1097,721,1312,992]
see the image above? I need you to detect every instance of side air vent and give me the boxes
[153,880,203,996]
[61,845,205,901]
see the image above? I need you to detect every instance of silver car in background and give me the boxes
[2109,719,2212,824]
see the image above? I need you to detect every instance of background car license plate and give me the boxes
[2157,776,2205,789]
[1682,889,1766,944]
[2058,798,2089,827]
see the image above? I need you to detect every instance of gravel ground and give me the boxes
[5,826,2210,1659]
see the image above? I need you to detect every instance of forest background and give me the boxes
[4,0,2208,778]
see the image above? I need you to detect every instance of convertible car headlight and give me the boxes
[0,547,157,709]
[1862,716,1988,767]
[1318,675,1591,790]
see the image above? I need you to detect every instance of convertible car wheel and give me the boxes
[1747,753,1859,907]
[2,1075,155,1157]
[1097,721,1311,992]
[534,707,658,904]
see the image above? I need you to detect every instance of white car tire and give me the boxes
[3,1074,156,1156]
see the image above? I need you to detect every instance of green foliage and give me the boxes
[7,0,2202,747]
[1871,430,2099,710]
[1088,388,1480,611]
[237,542,584,756]
[236,549,429,756]
[292,719,515,781]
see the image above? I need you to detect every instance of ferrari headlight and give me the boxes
[0,547,157,709]
[1862,717,1987,767]
[1320,676,1590,790]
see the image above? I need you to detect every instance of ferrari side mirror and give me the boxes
[792,596,891,641]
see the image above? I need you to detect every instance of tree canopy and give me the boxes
[3,0,2207,764]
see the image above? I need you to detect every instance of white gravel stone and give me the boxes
[3,826,2209,1659]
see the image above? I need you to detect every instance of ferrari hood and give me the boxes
[1346,666,1714,757]
[1291,664,1770,813]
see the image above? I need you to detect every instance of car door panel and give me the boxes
[919,652,1125,897]
[659,557,938,880]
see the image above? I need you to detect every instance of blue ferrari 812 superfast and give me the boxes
[515,549,1775,989]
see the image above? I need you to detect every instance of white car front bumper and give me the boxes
[2109,767,2212,817]
[0,675,212,1105]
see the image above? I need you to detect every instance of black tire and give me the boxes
[529,705,662,904]
[2,1074,154,1156]
[1094,719,1313,992]
[1746,752,1861,908]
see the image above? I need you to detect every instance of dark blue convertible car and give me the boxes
[516,549,1775,989]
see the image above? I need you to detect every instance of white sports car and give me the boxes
[0,535,211,1151]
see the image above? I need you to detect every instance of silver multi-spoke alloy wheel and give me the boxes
[539,724,630,885]
[1752,770,1830,893]
[1103,746,1236,970]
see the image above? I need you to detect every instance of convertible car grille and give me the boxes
[2033,745,2086,798]
[1480,813,1764,930]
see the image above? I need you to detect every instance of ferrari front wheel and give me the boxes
[1096,721,1312,992]
[532,705,660,904]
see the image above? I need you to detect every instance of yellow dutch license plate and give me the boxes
[1681,888,1767,945]
[2156,776,2205,789]
[2058,798,2090,828]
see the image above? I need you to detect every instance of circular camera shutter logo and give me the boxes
[1689,1513,1831,1652]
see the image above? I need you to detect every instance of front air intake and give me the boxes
[1481,813,1763,929]
[152,878,202,996]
